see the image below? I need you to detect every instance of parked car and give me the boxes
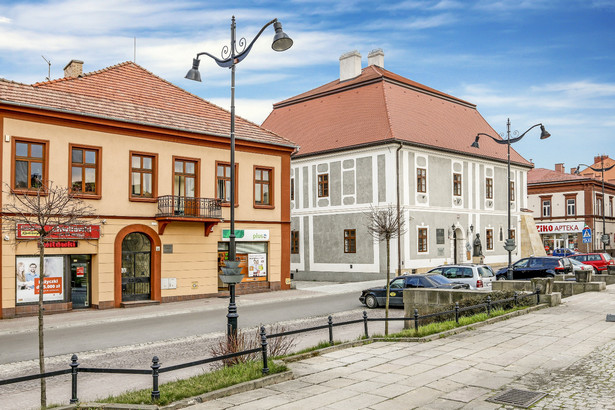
[427,264,495,290]
[568,253,614,273]
[552,248,578,257]
[359,274,469,309]
[495,256,573,280]
[569,258,594,274]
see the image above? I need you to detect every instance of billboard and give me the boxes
[16,256,65,304]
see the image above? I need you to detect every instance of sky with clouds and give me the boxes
[0,0,613,170]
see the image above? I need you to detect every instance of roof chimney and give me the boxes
[555,163,565,173]
[594,155,608,164]
[367,49,384,68]
[63,60,84,78]
[339,50,362,82]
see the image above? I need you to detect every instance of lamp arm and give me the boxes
[583,163,615,173]
[476,132,508,145]
[515,123,544,142]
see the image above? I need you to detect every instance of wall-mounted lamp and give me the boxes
[470,224,474,233]
[3,235,9,241]
[499,226,503,241]
[101,219,107,225]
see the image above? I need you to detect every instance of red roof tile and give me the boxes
[0,62,294,149]
[262,65,532,165]
[528,168,589,184]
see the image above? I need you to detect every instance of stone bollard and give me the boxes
[575,270,592,283]
[608,266,615,275]
[531,277,554,295]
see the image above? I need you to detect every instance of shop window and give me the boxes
[254,166,274,208]
[130,152,157,201]
[70,144,101,198]
[418,228,428,253]
[291,231,299,254]
[318,174,329,198]
[566,198,576,216]
[174,157,199,198]
[509,181,515,201]
[218,241,268,283]
[417,168,426,193]
[13,138,49,192]
[486,229,494,250]
[542,199,551,217]
[216,161,238,205]
[486,177,493,199]
[453,173,462,196]
[344,229,356,253]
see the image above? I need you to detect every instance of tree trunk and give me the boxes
[38,240,46,407]
[385,238,390,336]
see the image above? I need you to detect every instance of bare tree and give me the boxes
[364,204,407,336]
[2,182,97,407]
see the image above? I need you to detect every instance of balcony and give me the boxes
[155,195,223,236]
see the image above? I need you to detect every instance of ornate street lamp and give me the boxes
[186,16,292,339]
[575,159,615,252]
[471,118,550,280]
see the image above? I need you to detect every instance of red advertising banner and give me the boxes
[17,224,100,240]
[34,277,63,295]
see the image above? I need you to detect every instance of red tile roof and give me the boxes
[0,62,294,149]
[528,168,589,184]
[262,65,532,165]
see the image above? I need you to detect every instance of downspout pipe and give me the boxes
[396,142,403,276]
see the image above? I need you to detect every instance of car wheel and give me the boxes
[593,267,599,275]
[365,294,378,309]
[497,275,506,281]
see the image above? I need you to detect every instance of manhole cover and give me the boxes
[487,389,547,408]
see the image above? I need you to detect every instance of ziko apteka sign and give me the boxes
[535,222,584,234]
[16,224,100,240]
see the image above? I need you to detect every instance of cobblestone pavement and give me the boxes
[191,285,615,409]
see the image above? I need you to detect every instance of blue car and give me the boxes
[551,248,577,257]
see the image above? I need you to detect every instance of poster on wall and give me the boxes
[248,253,267,279]
[16,256,65,304]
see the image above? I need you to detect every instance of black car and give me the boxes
[495,256,573,280]
[359,274,469,309]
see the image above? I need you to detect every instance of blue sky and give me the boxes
[0,0,613,170]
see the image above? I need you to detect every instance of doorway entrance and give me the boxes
[121,232,151,301]
[70,255,91,308]
[453,228,464,264]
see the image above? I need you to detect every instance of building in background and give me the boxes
[0,60,294,319]
[263,50,543,281]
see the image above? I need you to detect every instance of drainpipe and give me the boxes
[396,142,403,276]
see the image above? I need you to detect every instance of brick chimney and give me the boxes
[594,155,609,164]
[555,163,565,173]
[367,49,384,68]
[339,51,361,82]
[63,60,84,78]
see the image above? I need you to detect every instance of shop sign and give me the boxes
[222,229,269,242]
[76,266,85,278]
[44,241,78,248]
[16,224,100,240]
[535,222,584,234]
[16,255,65,304]
[248,253,267,278]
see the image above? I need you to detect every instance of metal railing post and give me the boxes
[536,289,540,305]
[260,326,269,375]
[414,309,419,332]
[487,296,492,316]
[363,311,369,339]
[328,316,333,345]
[514,291,518,307]
[70,354,79,404]
[455,302,460,324]
[151,356,160,401]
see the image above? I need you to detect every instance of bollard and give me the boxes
[151,356,160,401]
[455,302,459,324]
[363,311,369,339]
[70,354,79,404]
[536,289,540,305]
[260,326,269,375]
[514,291,518,307]
[414,309,419,332]
[328,316,333,345]
[487,296,492,316]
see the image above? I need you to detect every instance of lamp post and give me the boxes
[575,158,615,252]
[185,16,292,340]
[471,118,550,280]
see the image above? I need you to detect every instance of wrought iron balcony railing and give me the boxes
[156,195,222,219]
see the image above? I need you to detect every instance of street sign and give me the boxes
[582,227,592,244]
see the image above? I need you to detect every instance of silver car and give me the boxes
[427,264,495,290]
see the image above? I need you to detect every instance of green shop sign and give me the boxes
[222,229,269,241]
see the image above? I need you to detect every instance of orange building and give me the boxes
[0,60,294,318]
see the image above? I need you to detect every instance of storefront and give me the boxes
[218,229,269,288]
[535,221,583,254]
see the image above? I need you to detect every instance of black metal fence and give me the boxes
[0,290,539,403]
[156,195,222,219]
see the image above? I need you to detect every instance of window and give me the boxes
[453,173,462,196]
[318,174,329,198]
[254,166,273,208]
[130,152,157,200]
[542,198,551,217]
[216,161,237,205]
[344,229,356,253]
[566,198,576,216]
[291,231,299,254]
[510,229,516,241]
[596,195,603,216]
[174,157,199,197]
[610,197,613,217]
[290,177,294,201]
[70,144,101,197]
[417,168,426,193]
[510,181,515,201]
[13,138,48,191]
[486,229,494,250]
[418,228,428,253]
[486,178,493,199]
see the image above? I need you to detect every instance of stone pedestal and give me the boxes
[531,277,554,294]
[575,271,593,283]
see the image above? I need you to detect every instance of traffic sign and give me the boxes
[582,227,592,244]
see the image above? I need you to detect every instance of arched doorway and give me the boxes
[121,232,151,301]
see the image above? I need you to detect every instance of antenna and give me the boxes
[41,55,51,81]
[134,37,136,63]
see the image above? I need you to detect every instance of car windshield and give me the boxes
[427,274,452,285]
[514,258,529,268]
[603,253,613,261]
[478,266,494,277]
[570,259,585,267]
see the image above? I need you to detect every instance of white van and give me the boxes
[427,264,495,290]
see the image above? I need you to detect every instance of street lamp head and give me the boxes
[574,165,582,175]
[539,125,550,139]
[471,135,480,148]
[271,21,293,51]
[185,58,202,82]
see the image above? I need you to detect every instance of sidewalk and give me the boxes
[188,285,615,409]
